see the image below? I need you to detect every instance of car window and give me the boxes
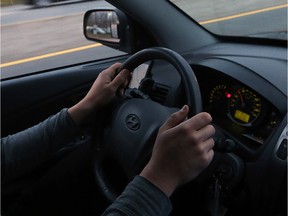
[170,0,287,40]
[2,0,286,79]
[0,0,126,79]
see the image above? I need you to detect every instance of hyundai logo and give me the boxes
[125,114,141,131]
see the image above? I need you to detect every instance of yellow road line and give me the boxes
[200,4,288,25]
[0,43,102,68]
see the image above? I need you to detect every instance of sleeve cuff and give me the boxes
[102,175,172,216]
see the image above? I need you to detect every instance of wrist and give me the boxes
[140,163,178,197]
[68,99,97,126]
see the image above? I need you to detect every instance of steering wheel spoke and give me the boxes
[103,99,178,178]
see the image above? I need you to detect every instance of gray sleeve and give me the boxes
[1,108,81,183]
[102,176,172,216]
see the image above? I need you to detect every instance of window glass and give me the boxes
[170,0,287,40]
[1,0,125,79]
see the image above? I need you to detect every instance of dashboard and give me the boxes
[139,57,285,161]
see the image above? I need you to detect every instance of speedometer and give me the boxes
[228,87,262,126]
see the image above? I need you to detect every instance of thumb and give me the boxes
[160,105,189,132]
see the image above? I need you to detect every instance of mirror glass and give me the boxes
[85,11,120,43]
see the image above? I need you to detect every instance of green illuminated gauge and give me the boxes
[209,84,231,103]
[228,87,262,126]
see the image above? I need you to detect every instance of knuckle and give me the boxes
[201,112,213,122]
[189,133,199,143]
[207,124,216,135]
[181,123,190,133]
[208,138,215,148]
[170,112,179,120]
[201,151,214,166]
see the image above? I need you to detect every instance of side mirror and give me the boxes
[83,9,132,53]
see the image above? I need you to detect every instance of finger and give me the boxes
[201,137,215,152]
[202,148,215,168]
[111,69,131,89]
[160,105,189,132]
[184,112,213,131]
[193,124,215,142]
[117,88,125,97]
[109,62,122,72]
[196,141,215,170]
[104,62,122,79]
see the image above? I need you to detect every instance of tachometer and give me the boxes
[209,84,231,103]
[228,87,262,126]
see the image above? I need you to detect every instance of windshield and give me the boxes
[170,0,287,40]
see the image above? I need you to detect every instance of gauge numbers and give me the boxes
[228,87,262,126]
[209,84,262,126]
[209,84,230,103]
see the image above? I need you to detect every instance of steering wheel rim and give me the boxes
[94,47,202,202]
[119,47,202,116]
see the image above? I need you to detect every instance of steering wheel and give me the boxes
[93,47,201,202]
[93,47,243,205]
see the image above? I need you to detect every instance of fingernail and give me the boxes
[181,105,188,112]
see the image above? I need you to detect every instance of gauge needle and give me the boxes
[238,90,245,107]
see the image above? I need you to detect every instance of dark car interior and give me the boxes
[1,0,287,215]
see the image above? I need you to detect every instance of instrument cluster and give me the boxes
[209,84,263,126]
[203,82,280,148]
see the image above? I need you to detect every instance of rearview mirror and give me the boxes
[84,10,120,43]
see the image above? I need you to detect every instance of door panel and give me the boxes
[1,57,127,137]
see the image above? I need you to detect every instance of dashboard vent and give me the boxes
[149,83,170,104]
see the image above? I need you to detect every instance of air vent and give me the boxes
[149,83,170,104]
